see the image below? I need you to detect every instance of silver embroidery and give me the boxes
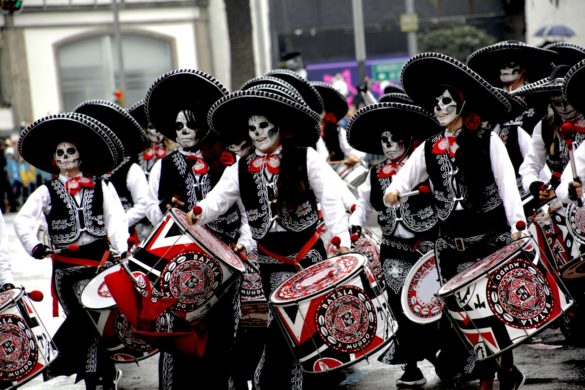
[383,259,412,294]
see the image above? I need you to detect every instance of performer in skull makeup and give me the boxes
[347,99,441,387]
[385,53,526,390]
[188,84,351,390]
[145,69,252,390]
[13,113,128,390]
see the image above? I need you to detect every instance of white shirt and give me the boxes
[122,162,159,227]
[519,121,553,192]
[385,131,526,233]
[13,175,130,254]
[0,211,13,286]
[315,127,366,162]
[557,139,585,203]
[197,147,351,249]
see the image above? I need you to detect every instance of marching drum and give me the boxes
[81,265,159,363]
[128,208,245,324]
[0,288,58,388]
[270,254,396,373]
[239,252,269,328]
[531,199,574,272]
[351,227,383,284]
[438,237,573,361]
[566,202,585,248]
[332,161,369,193]
[401,251,443,324]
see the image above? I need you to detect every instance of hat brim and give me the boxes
[75,100,148,156]
[467,43,557,85]
[18,113,123,176]
[347,102,442,155]
[145,70,228,141]
[511,77,564,98]
[264,69,324,114]
[544,43,585,68]
[128,100,148,129]
[564,59,585,115]
[379,93,413,104]
[208,91,321,147]
[402,53,512,121]
[312,82,349,122]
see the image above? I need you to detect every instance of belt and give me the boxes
[442,233,486,252]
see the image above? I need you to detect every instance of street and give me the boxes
[3,212,585,390]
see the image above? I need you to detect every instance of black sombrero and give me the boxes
[127,99,148,129]
[382,84,405,94]
[544,42,585,68]
[145,69,228,142]
[511,65,569,98]
[18,112,124,176]
[466,40,557,85]
[563,59,585,115]
[496,88,528,123]
[346,102,442,155]
[208,85,321,147]
[241,75,298,92]
[75,99,148,156]
[402,52,512,121]
[379,92,413,104]
[264,69,324,114]
[310,81,349,123]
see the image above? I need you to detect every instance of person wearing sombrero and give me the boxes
[188,83,351,389]
[75,99,158,247]
[13,112,129,389]
[145,69,252,390]
[347,99,441,387]
[467,40,557,134]
[385,53,526,390]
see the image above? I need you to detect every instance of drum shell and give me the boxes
[400,251,443,324]
[270,255,397,373]
[0,288,58,388]
[240,257,269,328]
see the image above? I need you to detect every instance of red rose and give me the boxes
[464,112,481,130]
[220,151,236,166]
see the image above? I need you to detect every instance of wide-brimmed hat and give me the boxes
[511,65,569,98]
[18,112,124,176]
[379,92,413,104]
[402,52,512,121]
[127,100,148,129]
[466,40,557,85]
[544,42,585,67]
[241,75,298,92]
[496,88,528,123]
[145,69,228,142]
[264,69,324,114]
[75,99,148,156]
[382,84,405,94]
[563,59,585,115]
[346,102,442,155]
[310,81,349,123]
[208,84,321,147]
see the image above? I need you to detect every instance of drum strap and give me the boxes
[258,224,326,269]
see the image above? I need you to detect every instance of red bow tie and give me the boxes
[143,145,167,161]
[378,161,403,178]
[432,136,458,158]
[184,155,208,175]
[248,154,280,174]
[66,176,95,195]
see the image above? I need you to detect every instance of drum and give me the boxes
[560,257,585,301]
[566,202,585,247]
[531,199,574,272]
[437,237,573,361]
[0,288,58,388]
[270,254,397,373]
[401,251,443,324]
[81,265,159,363]
[333,162,369,192]
[239,252,269,328]
[128,208,246,324]
[351,227,383,284]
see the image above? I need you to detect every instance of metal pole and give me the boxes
[405,0,418,56]
[112,0,126,104]
[352,0,367,81]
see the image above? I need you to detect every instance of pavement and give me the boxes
[3,211,585,389]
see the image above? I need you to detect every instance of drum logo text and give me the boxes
[0,314,38,380]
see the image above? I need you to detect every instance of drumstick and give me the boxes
[398,184,431,200]
[46,244,80,254]
[521,171,562,206]
[561,122,583,207]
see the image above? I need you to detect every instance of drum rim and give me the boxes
[400,251,443,324]
[269,254,367,304]
[81,264,121,310]
[560,256,585,280]
[566,203,585,246]
[0,287,24,312]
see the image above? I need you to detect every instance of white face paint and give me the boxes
[551,95,580,122]
[175,110,208,149]
[248,115,280,153]
[380,131,406,160]
[147,125,164,144]
[433,89,459,127]
[227,139,252,157]
[54,141,80,173]
[499,62,522,83]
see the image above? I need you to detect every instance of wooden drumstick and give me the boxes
[398,184,431,200]
[46,243,80,254]
[561,122,583,207]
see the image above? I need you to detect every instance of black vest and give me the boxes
[369,161,437,237]
[46,178,106,245]
[238,148,319,240]
[541,120,585,175]
[104,157,133,212]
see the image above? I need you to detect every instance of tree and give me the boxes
[417,25,497,62]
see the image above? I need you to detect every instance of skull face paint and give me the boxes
[248,115,280,153]
[434,89,460,127]
[551,95,580,123]
[146,124,164,144]
[175,110,208,149]
[54,142,81,172]
[380,131,407,160]
[499,62,522,84]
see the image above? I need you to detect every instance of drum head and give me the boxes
[270,254,365,304]
[0,288,23,312]
[401,251,443,324]
[438,237,533,297]
[81,265,122,310]
[170,208,246,273]
[567,203,585,246]
[561,258,585,280]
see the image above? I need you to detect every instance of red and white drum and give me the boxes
[270,254,397,373]
[239,252,268,328]
[566,203,585,247]
[438,237,573,361]
[333,162,369,192]
[401,251,443,324]
[351,227,383,284]
[0,288,58,388]
[81,265,159,363]
[128,208,245,324]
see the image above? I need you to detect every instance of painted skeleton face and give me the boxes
[380,131,407,160]
[499,62,522,84]
[54,141,80,172]
[434,89,459,127]
[248,115,280,153]
[146,124,164,144]
[175,110,208,149]
[551,95,579,122]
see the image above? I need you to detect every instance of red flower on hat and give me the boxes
[220,151,236,166]
[464,112,481,130]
